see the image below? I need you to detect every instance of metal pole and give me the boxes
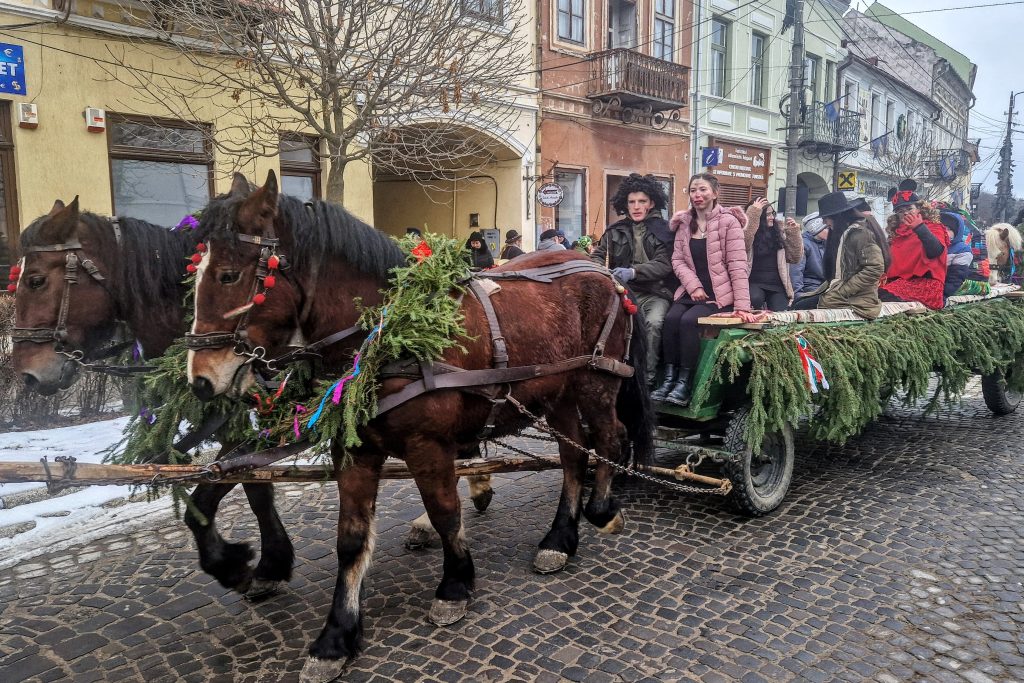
[784,0,806,219]
[691,0,703,178]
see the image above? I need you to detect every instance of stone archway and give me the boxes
[798,172,831,217]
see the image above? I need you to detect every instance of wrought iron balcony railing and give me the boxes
[587,48,689,112]
[800,103,860,153]
[922,148,971,181]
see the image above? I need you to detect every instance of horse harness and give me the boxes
[10,219,149,374]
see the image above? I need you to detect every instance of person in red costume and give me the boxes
[879,179,949,310]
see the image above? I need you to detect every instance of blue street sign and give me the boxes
[702,147,723,167]
[0,44,25,94]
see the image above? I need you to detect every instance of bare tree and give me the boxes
[102,0,530,201]
[870,123,966,202]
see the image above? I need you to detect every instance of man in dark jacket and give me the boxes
[591,173,674,384]
[790,211,828,296]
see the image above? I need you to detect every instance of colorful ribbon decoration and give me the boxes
[796,336,829,394]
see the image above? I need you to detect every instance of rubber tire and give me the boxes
[982,369,1023,416]
[723,405,795,517]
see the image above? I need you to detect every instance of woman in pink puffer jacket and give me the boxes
[651,174,752,407]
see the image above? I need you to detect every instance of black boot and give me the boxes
[650,364,678,402]
[665,368,693,407]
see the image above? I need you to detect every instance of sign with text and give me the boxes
[707,141,769,184]
[0,44,25,95]
[701,147,724,167]
[536,182,564,207]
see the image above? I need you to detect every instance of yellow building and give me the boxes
[0,0,538,279]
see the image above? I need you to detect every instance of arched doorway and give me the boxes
[371,120,531,256]
[798,172,831,217]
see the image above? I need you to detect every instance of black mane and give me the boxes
[200,192,405,281]
[22,211,200,329]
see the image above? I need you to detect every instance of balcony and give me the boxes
[922,149,971,181]
[587,49,689,127]
[799,103,861,154]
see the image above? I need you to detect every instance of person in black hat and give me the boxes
[792,191,890,319]
[465,231,494,270]
[536,228,566,251]
[591,173,675,385]
[500,229,525,260]
[878,179,949,310]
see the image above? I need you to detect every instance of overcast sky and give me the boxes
[850,0,1024,195]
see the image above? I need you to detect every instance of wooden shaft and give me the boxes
[639,464,731,488]
[0,456,563,487]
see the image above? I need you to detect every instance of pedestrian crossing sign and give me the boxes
[837,171,857,191]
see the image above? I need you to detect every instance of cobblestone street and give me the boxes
[2,384,1024,682]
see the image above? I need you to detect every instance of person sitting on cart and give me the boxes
[652,173,757,407]
[878,179,949,310]
[789,212,828,296]
[792,191,890,319]
[499,229,525,260]
[743,197,803,311]
[465,231,495,270]
[591,173,675,386]
[939,209,975,297]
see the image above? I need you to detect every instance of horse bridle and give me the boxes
[12,234,119,356]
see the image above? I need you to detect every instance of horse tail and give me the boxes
[616,306,655,468]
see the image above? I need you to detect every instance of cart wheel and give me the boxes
[982,368,1023,416]
[723,405,795,516]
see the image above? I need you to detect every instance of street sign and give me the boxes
[837,170,857,191]
[536,182,564,208]
[701,147,724,167]
[0,44,25,94]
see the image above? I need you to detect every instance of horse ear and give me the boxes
[252,169,279,215]
[40,196,79,244]
[230,172,251,197]
[47,199,66,217]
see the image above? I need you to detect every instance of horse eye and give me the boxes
[27,275,45,290]
[219,271,241,285]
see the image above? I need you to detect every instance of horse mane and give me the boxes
[21,211,198,330]
[201,192,404,281]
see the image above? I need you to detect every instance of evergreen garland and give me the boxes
[692,299,1024,452]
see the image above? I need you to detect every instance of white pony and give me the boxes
[985,223,1024,285]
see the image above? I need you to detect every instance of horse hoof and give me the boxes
[245,578,282,601]
[596,510,626,535]
[471,488,493,513]
[533,549,569,574]
[404,525,438,551]
[299,656,347,683]
[428,598,469,626]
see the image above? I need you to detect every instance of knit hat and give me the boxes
[539,229,558,240]
[802,212,827,236]
[888,179,920,211]
[505,229,521,243]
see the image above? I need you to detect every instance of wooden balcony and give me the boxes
[799,103,860,154]
[587,48,689,113]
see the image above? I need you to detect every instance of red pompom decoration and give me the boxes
[267,255,280,270]
[196,242,207,252]
[186,264,197,274]
[9,265,20,279]
[263,275,276,289]
[190,253,203,264]
[6,283,15,292]
[252,293,266,305]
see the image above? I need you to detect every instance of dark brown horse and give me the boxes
[187,172,654,682]
[10,198,295,599]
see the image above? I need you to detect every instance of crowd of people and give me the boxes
[432,171,992,408]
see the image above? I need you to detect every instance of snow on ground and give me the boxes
[0,416,176,567]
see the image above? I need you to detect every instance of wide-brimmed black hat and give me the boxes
[888,179,920,211]
[817,191,861,218]
[505,229,521,243]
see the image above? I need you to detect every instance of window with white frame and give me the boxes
[870,94,881,137]
[462,0,503,23]
[825,61,836,101]
[750,32,767,106]
[554,168,585,244]
[557,0,585,45]
[653,0,675,61]
[709,19,728,97]
[804,54,820,101]
[844,80,858,110]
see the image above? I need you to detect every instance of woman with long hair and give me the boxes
[792,191,890,319]
[743,197,803,310]
[651,174,757,407]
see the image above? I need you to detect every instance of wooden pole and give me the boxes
[0,456,564,488]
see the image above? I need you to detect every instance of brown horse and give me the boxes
[10,198,296,599]
[187,172,654,682]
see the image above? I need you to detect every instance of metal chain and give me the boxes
[499,395,731,496]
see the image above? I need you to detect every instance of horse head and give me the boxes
[188,170,301,401]
[12,198,121,394]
